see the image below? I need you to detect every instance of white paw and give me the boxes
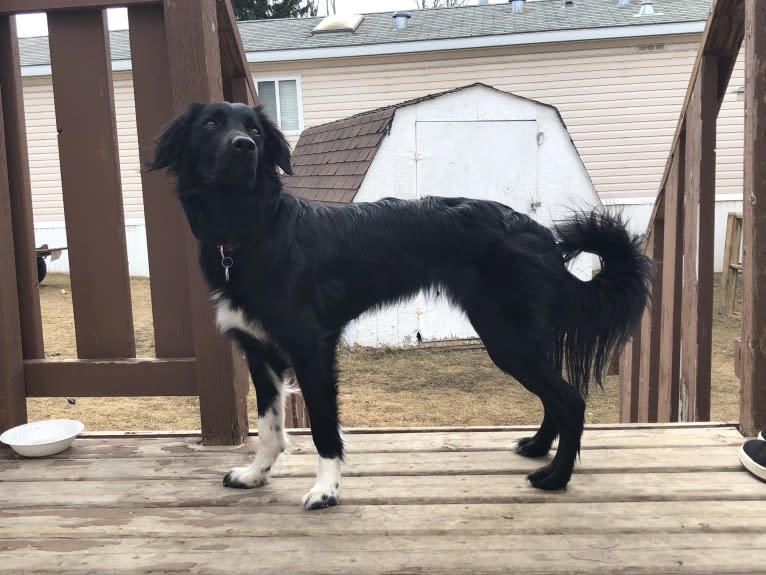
[301,456,342,510]
[301,483,340,510]
[223,465,270,489]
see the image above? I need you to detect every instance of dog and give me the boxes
[150,101,652,510]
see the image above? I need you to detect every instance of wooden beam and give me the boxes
[0,83,27,432]
[24,358,197,397]
[679,56,717,422]
[129,4,194,358]
[216,0,258,105]
[739,0,766,436]
[0,15,44,360]
[638,224,663,423]
[163,0,249,446]
[48,9,136,359]
[619,328,641,423]
[657,140,685,422]
[0,0,159,15]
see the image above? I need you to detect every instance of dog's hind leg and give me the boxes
[292,343,344,510]
[466,301,584,491]
[515,409,558,458]
[223,333,290,489]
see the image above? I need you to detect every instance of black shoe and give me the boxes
[739,439,766,481]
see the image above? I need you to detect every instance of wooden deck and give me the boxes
[0,423,764,574]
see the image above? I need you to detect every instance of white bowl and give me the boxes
[0,419,84,457]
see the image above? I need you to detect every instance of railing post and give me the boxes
[679,56,717,422]
[0,83,27,433]
[163,0,249,445]
[638,223,663,422]
[619,327,641,423]
[129,4,195,359]
[0,15,44,361]
[48,9,136,359]
[657,139,685,422]
[739,0,766,436]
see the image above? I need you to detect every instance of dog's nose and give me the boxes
[231,135,256,153]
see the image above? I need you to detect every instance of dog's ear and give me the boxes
[147,102,205,174]
[254,105,293,176]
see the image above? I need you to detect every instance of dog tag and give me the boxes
[219,245,234,282]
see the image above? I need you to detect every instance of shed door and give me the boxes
[415,120,539,211]
[412,120,539,342]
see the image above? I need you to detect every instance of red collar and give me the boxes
[216,242,239,253]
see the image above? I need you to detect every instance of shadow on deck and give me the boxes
[0,423,763,574]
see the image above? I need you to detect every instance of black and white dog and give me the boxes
[150,101,652,510]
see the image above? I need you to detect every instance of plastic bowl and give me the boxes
[0,419,84,457]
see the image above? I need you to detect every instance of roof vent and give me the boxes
[312,14,363,34]
[510,0,525,13]
[563,0,575,8]
[393,11,411,30]
[617,0,631,6]
[636,0,655,16]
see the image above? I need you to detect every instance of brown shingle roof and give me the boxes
[283,83,500,205]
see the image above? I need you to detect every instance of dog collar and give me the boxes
[217,243,236,282]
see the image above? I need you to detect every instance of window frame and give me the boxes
[253,75,304,135]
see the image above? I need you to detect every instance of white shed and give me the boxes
[284,83,602,348]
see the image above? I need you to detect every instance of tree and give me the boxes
[324,0,336,15]
[412,0,466,8]
[231,0,318,20]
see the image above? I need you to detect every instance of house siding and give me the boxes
[254,35,744,202]
[22,33,744,232]
[23,70,144,223]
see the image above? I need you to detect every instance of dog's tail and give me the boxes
[552,211,653,398]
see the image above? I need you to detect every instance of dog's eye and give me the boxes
[204,120,217,129]
[250,127,260,136]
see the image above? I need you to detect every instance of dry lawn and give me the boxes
[28,273,741,431]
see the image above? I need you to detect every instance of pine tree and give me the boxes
[231,0,318,21]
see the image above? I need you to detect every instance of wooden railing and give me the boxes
[0,0,261,445]
[620,0,766,436]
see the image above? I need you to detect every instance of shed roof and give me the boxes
[283,83,547,205]
[16,0,711,68]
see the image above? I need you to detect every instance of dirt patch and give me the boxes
[28,273,740,430]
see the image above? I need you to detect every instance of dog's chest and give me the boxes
[210,290,270,343]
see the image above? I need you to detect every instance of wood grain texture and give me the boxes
[657,142,684,422]
[739,0,766,435]
[163,0,248,445]
[0,15,44,360]
[0,425,759,574]
[48,9,135,359]
[0,81,27,431]
[679,56,717,422]
[129,4,194,358]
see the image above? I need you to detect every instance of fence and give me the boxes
[0,0,271,445]
[619,0,766,436]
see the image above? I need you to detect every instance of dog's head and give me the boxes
[150,101,292,185]
[148,101,293,243]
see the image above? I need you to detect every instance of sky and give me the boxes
[14,0,508,38]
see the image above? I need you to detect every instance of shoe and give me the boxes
[759,430,766,441]
[739,439,766,481]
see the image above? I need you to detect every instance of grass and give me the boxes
[27,273,741,431]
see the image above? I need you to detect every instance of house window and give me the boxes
[256,78,302,133]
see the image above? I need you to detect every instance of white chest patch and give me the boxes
[210,291,270,343]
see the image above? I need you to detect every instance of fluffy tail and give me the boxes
[552,211,654,397]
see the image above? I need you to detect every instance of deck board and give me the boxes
[1,424,764,574]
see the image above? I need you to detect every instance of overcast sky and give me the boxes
[15,0,508,37]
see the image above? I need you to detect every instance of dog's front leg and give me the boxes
[224,338,289,489]
[294,354,344,510]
